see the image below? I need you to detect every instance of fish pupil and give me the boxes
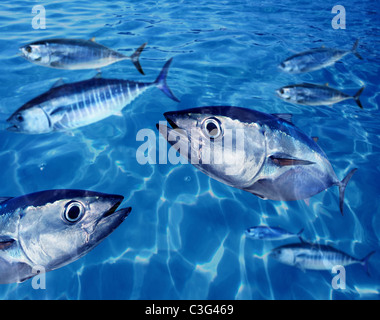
[25,46,32,53]
[67,205,80,221]
[206,122,218,136]
[16,114,24,122]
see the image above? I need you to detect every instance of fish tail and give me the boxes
[360,251,375,276]
[351,39,363,60]
[154,58,180,102]
[130,42,147,75]
[338,168,357,215]
[353,86,365,109]
[297,228,305,243]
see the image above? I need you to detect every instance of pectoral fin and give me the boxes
[269,155,315,167]
[0,239,15,250]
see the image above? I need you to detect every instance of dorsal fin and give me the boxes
[0,197,13,204]
[50,78,65,89]
[272,113,293,123]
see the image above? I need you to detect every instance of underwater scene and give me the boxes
[0,0,379,300]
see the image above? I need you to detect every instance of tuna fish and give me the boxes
[279,40,363,73]
[276,83,365,109]
[270,242,375,273]
[0,189,131,284]
[157,106,357,214]
[245,226,304,241]
[20,38,147,74]
[7,58,179,134]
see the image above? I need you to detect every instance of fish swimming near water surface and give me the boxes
[269,242,375,273]
[276,83,365,109]
[20,38,147,75]
[157,106,357,214]
[278,40,363,74]
[245,226,304,241]
[7,58,179,134]
[0,189,131,284]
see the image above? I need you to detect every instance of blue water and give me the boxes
[0,0,379,300]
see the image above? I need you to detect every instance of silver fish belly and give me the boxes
[7,58,179,134]
[0,189,131,284]
[157,106,357,214]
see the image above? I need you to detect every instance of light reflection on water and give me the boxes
[0,0,379,300]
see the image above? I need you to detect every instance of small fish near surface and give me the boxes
[20,38,147,75]
[278,40,363,74]
[276,83,365,109]
[7,58,179,134]
[0,189,132,284]
[157,106,357,214]
[245,226,304,242]
[269,242,375,273]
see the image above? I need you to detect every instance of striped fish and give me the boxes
[276,83,365,109]
[7,59,179,134]
[20,38,147,75]
[278,40,363,74]
[270,242,375,273]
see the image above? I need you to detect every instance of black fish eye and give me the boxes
[280,62,285,68]
[203,118,222,139]
[16,114,24,122]
[279,88,284,94]
[64,201,85,223]
[25,46,32,53]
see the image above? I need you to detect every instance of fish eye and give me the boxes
[16,114,24,122]
[280,62,285,68]
[25,46,32,53]
[203,118,222,139]
[279,88,284,94]
[63,201,85,223]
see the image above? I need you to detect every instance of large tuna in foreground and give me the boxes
[0,189,131,284]
[157,106,357,214]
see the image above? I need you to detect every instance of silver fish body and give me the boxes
[270,243,374,272]
[245,226,303,241]
[157,106,356,214]
[7,58,179,134]
[0,189,131,284]
[276,83,365,109]
[20,38,146,74]
[279,40,362,73]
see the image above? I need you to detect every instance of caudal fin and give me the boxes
[154,58,180,102]
[351,39,363,60]
[297,228,305,243]
[361,251,375,276]
[353,86,365,109]
[338,168,357,215]
[130,42,147,75]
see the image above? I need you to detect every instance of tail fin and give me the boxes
[351,39,363,60]
[361,251,375,276]
[154,58,180,102]
[297,228,305,243]
[338,168,357,215]
[130,42,147,75]
[353,86,365,109]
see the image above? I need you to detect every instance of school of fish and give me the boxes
[0,35,374,284]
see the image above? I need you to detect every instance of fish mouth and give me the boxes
[103,195,131,220]
[6,123,20,132]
